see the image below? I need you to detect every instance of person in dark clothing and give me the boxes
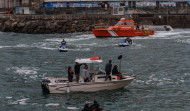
[74,62,83,83]
[90,101,101,111]
[68,67,74,82]
[105,60,112,81]
[125,37,132,44]
[112,65,122,80]
[112,65,121,75]
[83,102,91,111]
[136,23,139,30]
[60,39,66,48]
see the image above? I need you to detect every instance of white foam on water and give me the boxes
[67,107,80,110]
[45,38,62,42]
[32,42,57,50]
[15,44,29,48]
[75,43,97,46]
[69,48,90,51]
[6,97,12,99]
[9,98,29,105]
[176,39,190,44]
[40,47,57,50]
[9,67,39,75]
[45,103,59,106]
[0,46,11,48]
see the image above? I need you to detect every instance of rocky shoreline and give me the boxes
[0,14,190,34]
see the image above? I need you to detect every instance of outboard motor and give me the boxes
[41,79,50,93]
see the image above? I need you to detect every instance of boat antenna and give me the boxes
[118,55,122,72]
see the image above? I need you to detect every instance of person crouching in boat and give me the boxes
[68,67,74,82]
[60,38,66,48]
[112,65,122,80]
[125,37,133,44]
[83,65,90,82]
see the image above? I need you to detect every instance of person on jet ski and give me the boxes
[125,37,132,44]
[60,39,66,48]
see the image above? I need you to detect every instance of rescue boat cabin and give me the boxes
[108,18,135,30]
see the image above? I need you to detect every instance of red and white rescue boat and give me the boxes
[92,18,154,38]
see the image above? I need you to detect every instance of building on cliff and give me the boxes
[43,0,190,15]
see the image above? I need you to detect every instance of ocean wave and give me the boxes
[67,107,80,110]
[0,46,11,48]
[0,44,29,49]
[45,103,59,106]
[6,97,12,99]
[7,67,39,75]
[15,44,29,48]
[69,48,90,51]
[9,98,29,105]
[177,39,190,44]
[75,43,97,46]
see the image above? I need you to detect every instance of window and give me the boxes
[127,22,133,26]
[116,21,121,26]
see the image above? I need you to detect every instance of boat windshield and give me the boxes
[95,64,106,75]
[126,22,133,26]
[115,22,122,26]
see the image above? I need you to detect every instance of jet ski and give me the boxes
[118,40,133,47]
[58,45,68,52]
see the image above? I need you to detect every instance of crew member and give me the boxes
[74,62,83,83]
[136,23,140,30]
[105,60,112,81]
[112,65,122,80]
[68,67,74,82]
[125,37,133,44]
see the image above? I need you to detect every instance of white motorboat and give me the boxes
[41,56,135,94]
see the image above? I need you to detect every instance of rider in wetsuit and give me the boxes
[125,37,132,44]
[60,39,66,48]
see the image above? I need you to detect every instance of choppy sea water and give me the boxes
[0,29,190,111]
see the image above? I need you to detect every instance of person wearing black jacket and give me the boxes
[112,65,121,75]
[74,62,83,83]
[105,60,112,81]
[112,65,122,80]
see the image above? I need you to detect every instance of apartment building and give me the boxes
[0,0,29,9]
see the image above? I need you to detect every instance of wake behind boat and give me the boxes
[41,56,135,94]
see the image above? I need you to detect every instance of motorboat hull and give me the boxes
[92,29,154,38]
[58,48,68,52]
[118,43,132,47]
[42,76,135,94]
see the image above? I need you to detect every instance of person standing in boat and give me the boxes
[74,62,83,83]
[60,38,66,48]
[68,66,74,82]
[105,60,112,81]
[83,65,90,82]
[136,23,140,30]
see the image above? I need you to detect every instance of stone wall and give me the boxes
[0,14,190,34]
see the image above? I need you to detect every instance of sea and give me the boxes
[0,29,190,111]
